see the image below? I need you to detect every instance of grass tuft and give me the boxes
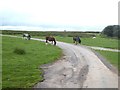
[2,36,62,88]
[13,48,26,55]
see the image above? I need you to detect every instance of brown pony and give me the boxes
[46,36,56,45]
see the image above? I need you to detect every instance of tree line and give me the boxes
[101,25,120,38]
[2,30,99,38]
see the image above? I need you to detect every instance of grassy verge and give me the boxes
[6,34,119,49]
[56,36,119,49]
[33,36,119,49]
[2,36,62,88]
[81,37,119,49]
[96,50,119,71]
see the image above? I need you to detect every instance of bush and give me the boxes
[13,48,26,55]
[101,25,120,38]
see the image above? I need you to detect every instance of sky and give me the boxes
[0,0,119,31]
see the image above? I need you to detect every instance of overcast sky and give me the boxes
[0,0,119,31]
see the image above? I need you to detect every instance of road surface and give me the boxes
[33,40,118,88]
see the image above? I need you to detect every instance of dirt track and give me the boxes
[34,40,118,88]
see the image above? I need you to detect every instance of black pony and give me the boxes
[73,36,81,45]
[46,36,56,45]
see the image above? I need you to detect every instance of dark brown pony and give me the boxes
[46,36,56,45]
[73,36,81,45]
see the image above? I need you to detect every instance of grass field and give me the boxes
[96,50,119,71]
[54,36,119,49]
[36,36,119,49]
[2,36,62,88]
[81,37,119,49]
[2,30,119,49]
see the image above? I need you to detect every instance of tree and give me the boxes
[102,25,120,38]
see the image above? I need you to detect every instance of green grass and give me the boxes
[81,37,119,49]
[34,36,119,49]
[96,50,119,71]
[9,34,120,49]
[13,48,26,55]
[54,36,119,49]
[2,36,62,88]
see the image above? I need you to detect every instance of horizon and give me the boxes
[0,25,106,32]
[1,29,101,32]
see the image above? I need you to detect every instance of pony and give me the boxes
[73,36,81,45]
[46,36,56,45]
[23,33,31,40]
[92,37,96,39]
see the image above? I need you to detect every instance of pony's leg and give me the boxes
[73,41,76,45]
[75,41,77,45]
[54,40,56,45]
[52,41,53,44]
[46,40,48,45]
[79,39,81,44]
[23,36,26,40]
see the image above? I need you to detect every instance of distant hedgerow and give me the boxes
[13,48,26,55]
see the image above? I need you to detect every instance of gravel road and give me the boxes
[33,40,118,88]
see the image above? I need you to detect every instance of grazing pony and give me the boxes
[46,36,56,45]
[92,37,96,39]
[73,36,81,45]
[23,33,31,40]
